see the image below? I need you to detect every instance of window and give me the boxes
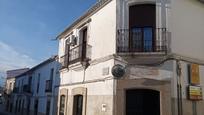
[59,95,65,115]
[28,76,32,92]
[50,68,54,81]
[128,4,157,52]
[73,95,83,115]
[37,74,40,93]
[46,100,51,115]
[63,39,70,67]
[81,28,87,61]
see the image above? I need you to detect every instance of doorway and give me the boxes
[126,89,160,115]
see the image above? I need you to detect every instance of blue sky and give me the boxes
[0,0,96,85]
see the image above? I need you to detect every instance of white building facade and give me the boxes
[11,56,60,115]
[57,0,204,115]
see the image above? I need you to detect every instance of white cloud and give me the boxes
[0,41,38,74]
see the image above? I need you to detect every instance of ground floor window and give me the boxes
[59,95,65,115]
[73,95,83,115]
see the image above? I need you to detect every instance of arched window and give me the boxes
[73,95,83,115]
[59,95,65,115]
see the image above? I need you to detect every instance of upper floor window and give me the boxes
[117,4,167,53]
[73,95,83,115]
[37,73,40,93]
[61,27,92,69]
[50,68,54,80]
[129,4,156,52]
[59,95,65,115]
[80,28,88,62]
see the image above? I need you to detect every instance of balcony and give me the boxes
[117,28,168,54]
[45,80,52,92]
[23,85,31,93]
[61,44,92,68]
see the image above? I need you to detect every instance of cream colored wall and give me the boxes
[89,0,116,59]
[59,0,117,91]
[170,0,204,60]
[59,79,114,115]
[60,59,114,85]
[58,1,117,115]
[6,78,15,94]
[58,0,116,60]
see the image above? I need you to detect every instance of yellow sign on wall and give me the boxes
[188,86,203,100]
[190,64,200,85]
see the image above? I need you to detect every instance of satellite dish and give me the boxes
[111,64,126,78]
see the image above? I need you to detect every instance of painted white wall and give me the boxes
[89,0,116,59]
[60,59,114,85]
[58,0,116,60]
[170,0,204,60]
[58,1,117,114]
[30,60,60,115]
[13,59,60,115]
[59,0,116,95]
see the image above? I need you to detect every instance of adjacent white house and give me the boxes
[56,0,204,115]
[10,56,60,115]
[4,68,30,112]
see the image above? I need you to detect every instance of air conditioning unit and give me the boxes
[70,35,77,46]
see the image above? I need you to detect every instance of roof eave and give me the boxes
[56,0,112,40]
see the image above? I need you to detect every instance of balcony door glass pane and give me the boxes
[143,27,153,52]
[132,28,142,51]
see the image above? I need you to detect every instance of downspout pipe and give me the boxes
[176,60,183,115]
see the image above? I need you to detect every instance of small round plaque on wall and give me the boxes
[111,64,126,78]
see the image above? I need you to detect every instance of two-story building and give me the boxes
[5,68,29,112]
[57,0,204,115]
[11,56,60,115]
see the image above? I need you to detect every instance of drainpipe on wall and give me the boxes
[176,60,183,115]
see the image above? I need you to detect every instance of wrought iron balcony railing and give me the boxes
[117,28,168,53]
[45,80,52,92]
[60,44,92,68]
